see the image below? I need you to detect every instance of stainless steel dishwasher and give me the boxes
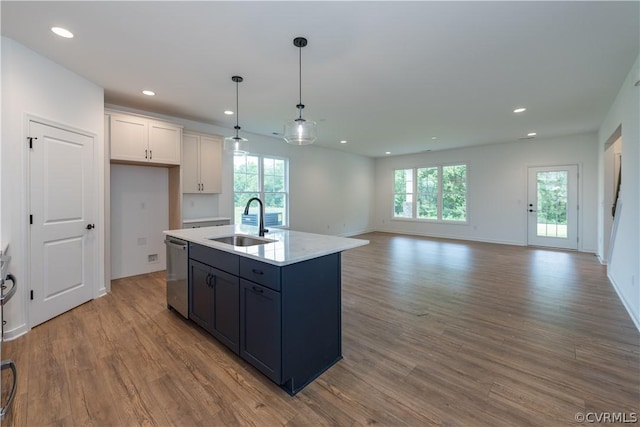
[165,237,188,318]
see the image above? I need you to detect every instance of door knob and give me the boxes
[86,224,95,230]
[528,209,536,213]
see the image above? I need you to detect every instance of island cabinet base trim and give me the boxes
[281,355,343,396]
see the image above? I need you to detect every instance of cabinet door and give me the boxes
[240,279,281,383]
[211,268,240,354]
[189,260,212,331]
[199,135,222,193]
[182,133,201,193]
[110,115,148,162]
[149,120,181,165]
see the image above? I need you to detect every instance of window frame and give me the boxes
[233,153,289,228]
[392,163,468,224]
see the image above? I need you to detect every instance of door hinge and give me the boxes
[30,290,34,300]
[27,136,37,149]
[29,214,33,225]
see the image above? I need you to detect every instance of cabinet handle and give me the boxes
[252,286,264,293]
[0,274,17,305]
[149,150,152,160]
[206,273,212,288]
[0,359,17,418]
[145,149,148,159]
[252,269,264,275]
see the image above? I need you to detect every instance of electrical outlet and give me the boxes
[148,254,158,263]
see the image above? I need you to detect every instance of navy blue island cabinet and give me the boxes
[188,242,342,395]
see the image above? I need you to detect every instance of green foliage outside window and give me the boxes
[395,164,467,222]
[537,171,567,225]
[394,169,413,217]
[417,167,438,219]
[442,165,466,221]
[234,155,288,226]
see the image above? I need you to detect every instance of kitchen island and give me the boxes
[164,225,368,395]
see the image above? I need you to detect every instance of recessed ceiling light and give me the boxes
[142,90,155,96]
[431,136,437,140]
[340,140,347,144]
[224,110,234,115]
[51,27,74,38]
[385,151,391,155]
[513,107,527,113]
[527,132,537,137]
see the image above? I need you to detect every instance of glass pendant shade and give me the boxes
[223,135,248,156]
[284,117,317,145]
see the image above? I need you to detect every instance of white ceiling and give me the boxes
[2,1,638,157]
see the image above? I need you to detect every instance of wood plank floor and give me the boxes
[2,232,639,426]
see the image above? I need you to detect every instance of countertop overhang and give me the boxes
[164,225,369,266]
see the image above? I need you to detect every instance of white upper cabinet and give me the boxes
[182,131,222,194]
[109,112,182,165]
[148,120,182,165]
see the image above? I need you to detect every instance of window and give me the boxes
[394,169,414,218]
[234,155,288,227]
[394,164,467,222]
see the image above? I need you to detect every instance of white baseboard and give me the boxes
[373,227,526,247]
[608,272,640,333]
[3,323,29,341]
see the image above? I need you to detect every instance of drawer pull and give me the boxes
[252,269,264,275]
[252,286,264,293]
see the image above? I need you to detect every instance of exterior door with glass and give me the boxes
[527,165,578,250]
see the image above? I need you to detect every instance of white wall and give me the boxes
[374,133,599,251]
[106,104,377,237]
[182,193,220,220]
[0,37,105,338]
[110,164,168,279]
[598,55,639,330]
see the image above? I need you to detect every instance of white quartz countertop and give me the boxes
[164,225,369,266]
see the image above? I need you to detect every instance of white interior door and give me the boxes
[527,165,578,250]
[29,121,95,327]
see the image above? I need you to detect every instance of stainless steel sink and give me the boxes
[207,234,275,247]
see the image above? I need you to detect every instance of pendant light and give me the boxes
[283,37,317,145]
[224,76,248,156]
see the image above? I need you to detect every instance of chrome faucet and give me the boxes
[243,197,268,237]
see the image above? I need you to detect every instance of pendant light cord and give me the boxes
[235,79,240,137]
[298,45,302,119]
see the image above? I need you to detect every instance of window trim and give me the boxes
[392,163,469,224]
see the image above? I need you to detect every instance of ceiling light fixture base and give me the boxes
[293,37,308,48]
